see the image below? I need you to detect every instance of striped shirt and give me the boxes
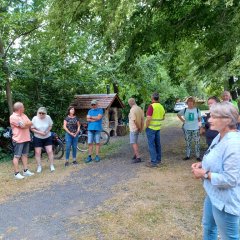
[202,131,240,216]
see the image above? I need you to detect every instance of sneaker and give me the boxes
[196,157,202,162]
[65,161,69,167]
[132,158,142,163]
[85,156,93,163]
[37,166,42,173]
[23,169,34,177]
[14,172,25,180]
[183,157,190,161]
[72,160,78,165]
[145,162,158,168]
[95,156,101,162]
[50,165,55,172]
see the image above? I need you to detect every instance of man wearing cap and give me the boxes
[9,102,35,179]
[145,93,165,167]
[128,98,144,163]
[85,100,103,163]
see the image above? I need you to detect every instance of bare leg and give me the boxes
[88,144,93,155]
[132,143,140,158]
[35,147,42,166]
[45,145,54,165]
[21,154,28,170]
[96,143,100,155]
[13,157,20,173]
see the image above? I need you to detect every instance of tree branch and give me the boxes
[4,24,40,58]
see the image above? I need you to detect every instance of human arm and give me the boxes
[73,120,81,137]
[209,143,240,188]
[63,120,75,136]
[145,105,153,128]
[177,110,185,123]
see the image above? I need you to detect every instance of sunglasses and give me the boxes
[91,104,96,106]
[39,112,46,115]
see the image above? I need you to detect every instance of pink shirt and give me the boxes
[10,112,31,143]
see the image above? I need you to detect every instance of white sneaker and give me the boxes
[37,166,42,173]
[23,169,35,177]
[50,165,55,172]
[14,172,25,180]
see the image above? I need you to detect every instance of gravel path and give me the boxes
[0,128,182,240]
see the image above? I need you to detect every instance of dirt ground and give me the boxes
[0,123,205,240]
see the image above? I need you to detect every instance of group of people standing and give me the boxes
[177,90,239,161]
[7,91,240,239]
[128,92,165,167]
[175,91,240,240]
[9,100,103,180]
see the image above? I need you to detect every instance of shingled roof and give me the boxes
[71,94,124,109]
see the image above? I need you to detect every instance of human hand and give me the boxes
[192,168,205,179]
[191,162,202,169]
[18,121,26,128]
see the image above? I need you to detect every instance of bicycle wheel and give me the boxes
[77,134,88,152]
[53,139,64,159]
[100,130,110,145]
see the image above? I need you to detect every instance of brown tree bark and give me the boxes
[0,37,13,114]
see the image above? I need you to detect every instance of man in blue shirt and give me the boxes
[85,99,103,163]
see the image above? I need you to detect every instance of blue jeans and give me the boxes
[146,128,161,165]
[202,195,239,240]
[65,133,78,160]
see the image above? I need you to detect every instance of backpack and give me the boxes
[183,108,199,115]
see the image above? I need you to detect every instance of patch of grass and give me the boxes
[0,135,129,204]
[68,131,205,240]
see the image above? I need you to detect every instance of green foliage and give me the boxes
[1,0,240,128]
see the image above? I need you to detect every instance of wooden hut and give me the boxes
[71,94,125,136]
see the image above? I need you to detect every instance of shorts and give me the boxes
[13,141,30,158]
[130,131,139,144]
[33,136,52,148]
[88,130,101,144]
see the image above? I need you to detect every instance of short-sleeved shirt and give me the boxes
[178,108,201,130]
[65,116,79,133]
[87,108,103,131]
[10,112,31,143]
[31,115,53,139]
[129,105,144,132]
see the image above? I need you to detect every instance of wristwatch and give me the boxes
[203,171,209,179]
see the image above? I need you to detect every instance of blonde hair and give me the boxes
[210,101,239,129]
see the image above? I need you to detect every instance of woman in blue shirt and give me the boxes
[192,101,240,240]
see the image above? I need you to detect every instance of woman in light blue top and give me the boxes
[192,101,240,240]
[177,96,201,161]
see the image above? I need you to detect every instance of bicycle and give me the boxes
[77,123,110,152]
[0,127,64,159]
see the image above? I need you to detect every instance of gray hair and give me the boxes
[37,107,47,114]
[210,101,239,129]
[13,102,24,111]
[221,90,231,97]
[128,98,136,106]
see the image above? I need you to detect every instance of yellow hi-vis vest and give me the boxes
[148,103,165,130]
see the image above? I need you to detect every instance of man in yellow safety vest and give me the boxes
[145,93,165,167]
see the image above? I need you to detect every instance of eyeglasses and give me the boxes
[39,112,46,115]
[204,143,217,156]
[91,104,96,106]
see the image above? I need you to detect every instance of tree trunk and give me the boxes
[0,37,13,114]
